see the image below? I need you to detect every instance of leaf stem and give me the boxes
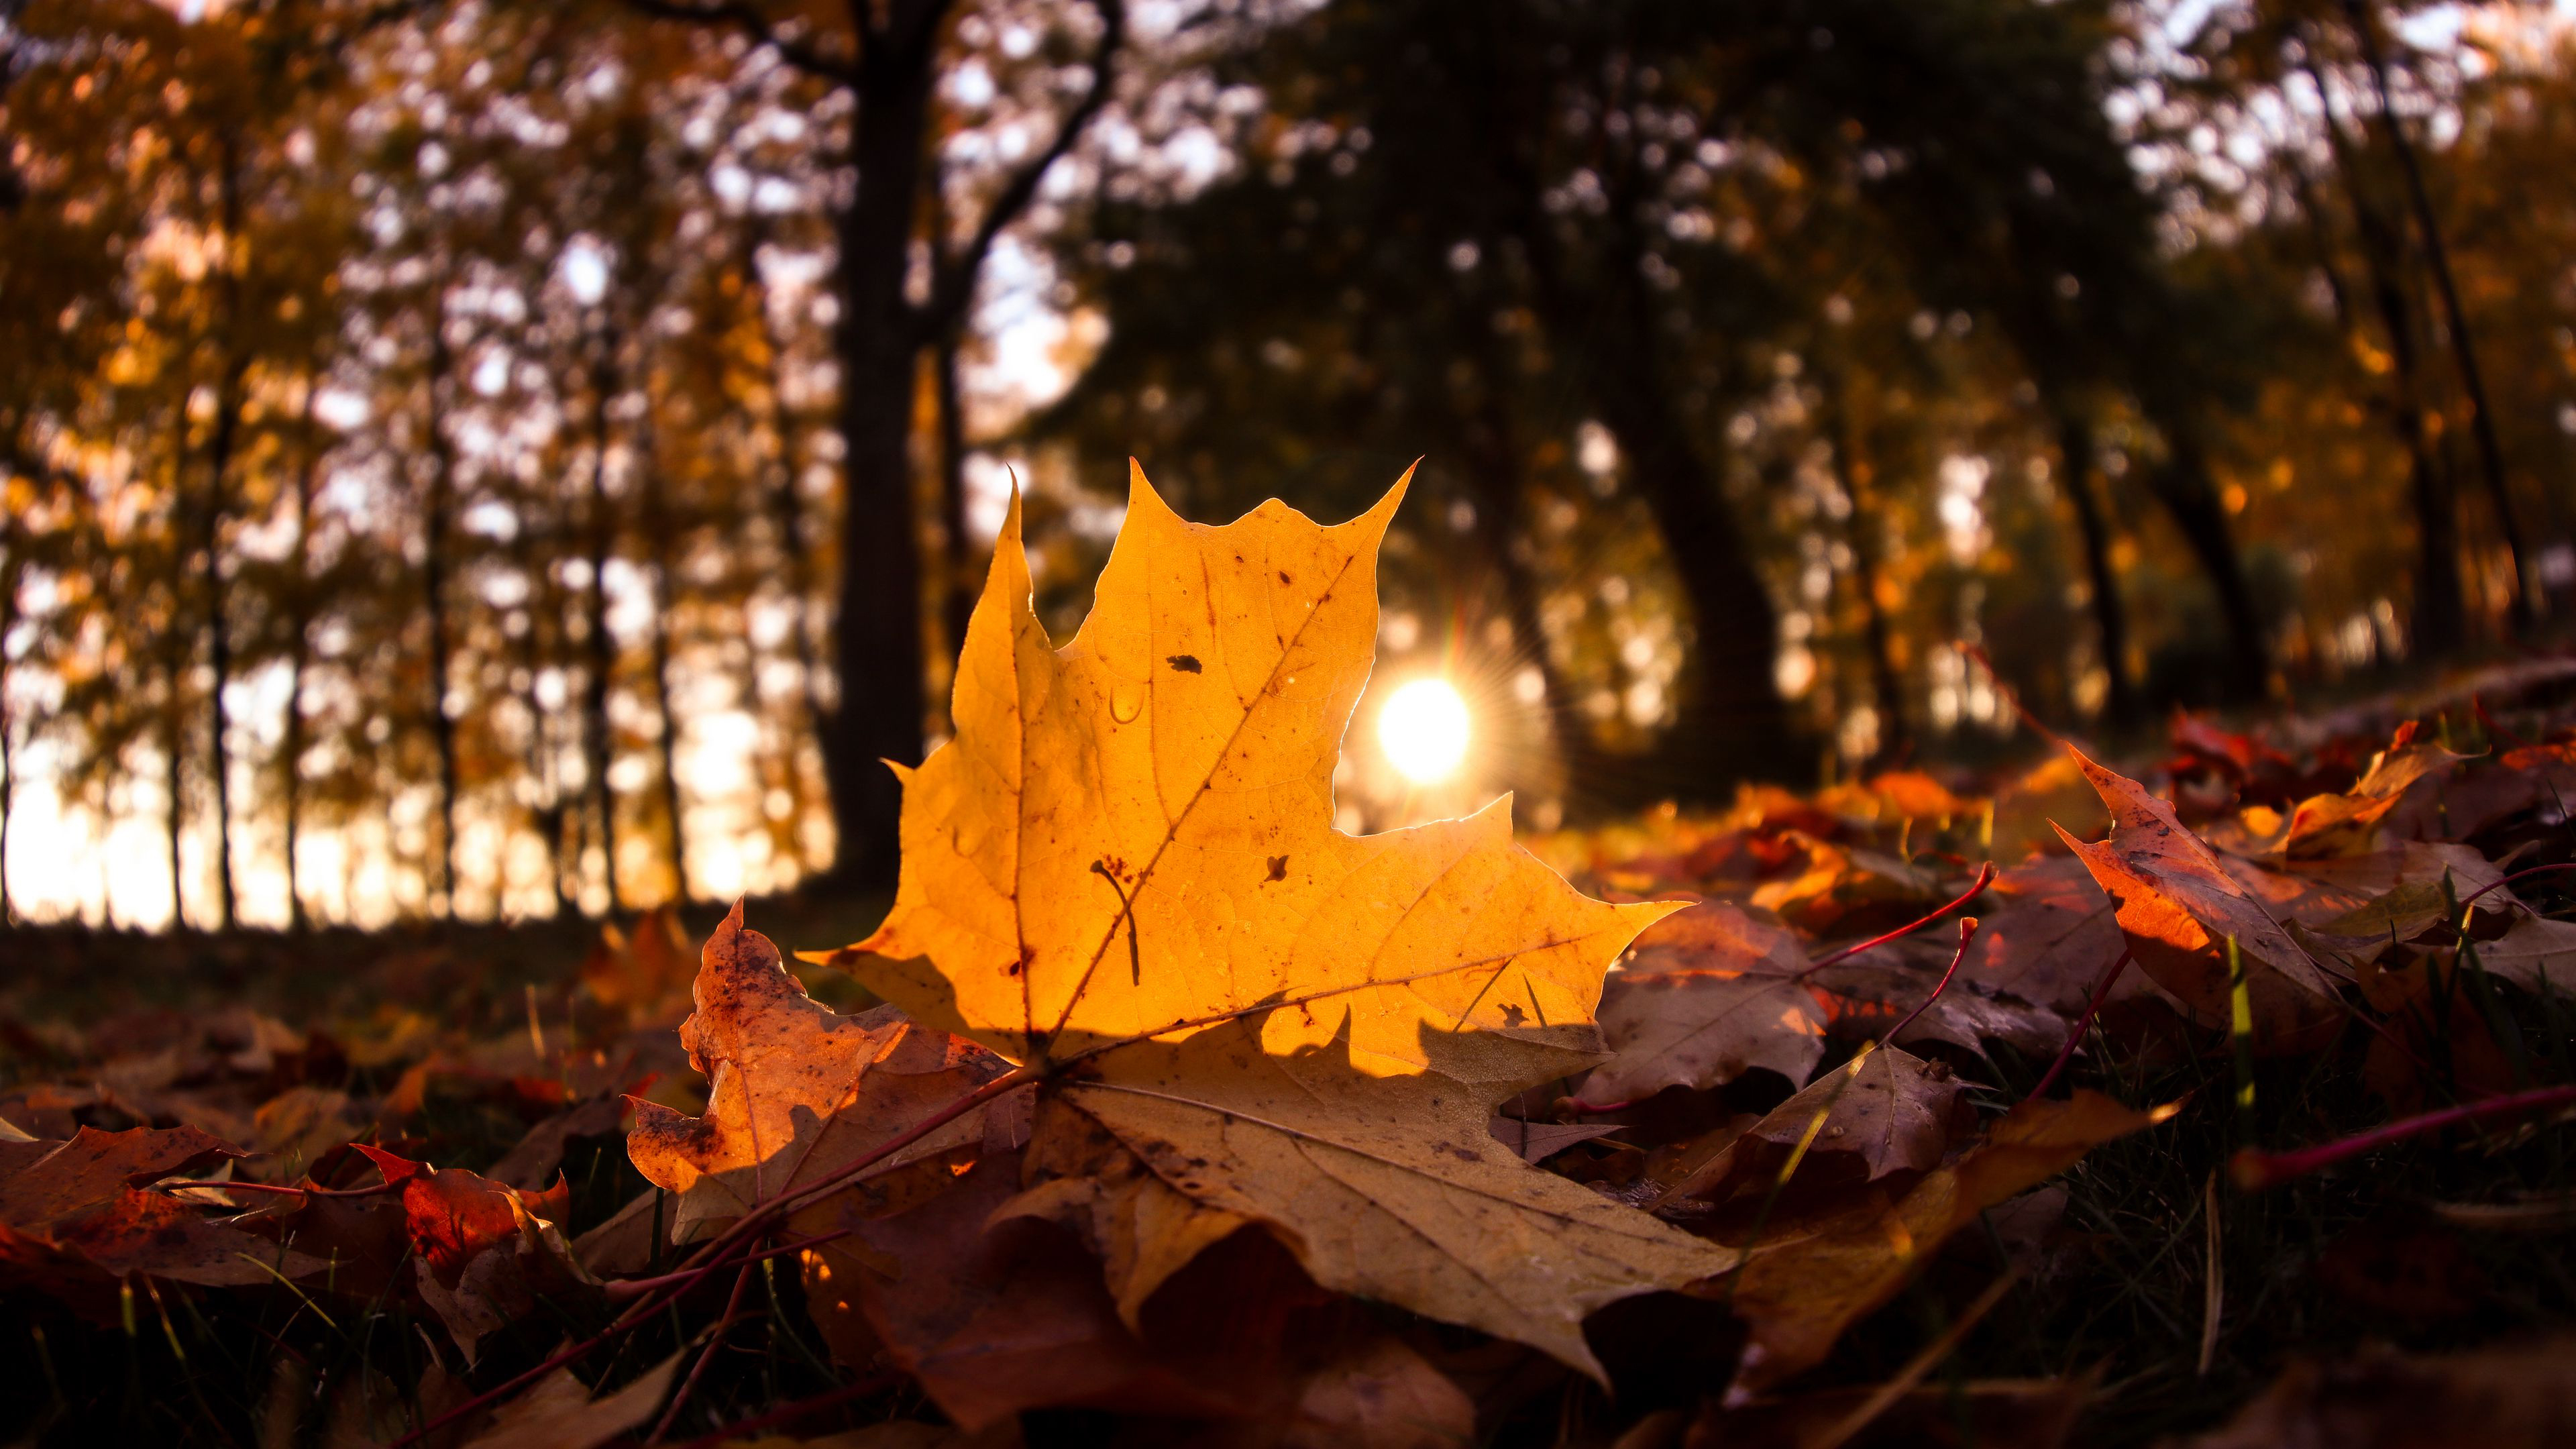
[2230,1081,2576,1189]
[1804,862,1996,975]
[2026,948,2134,1102]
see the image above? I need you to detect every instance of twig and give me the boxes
[646,1259,755,1443]
[2230,1081,2576,1190]
[168,1177,401,1201]
[1811,1269,2020,1449]
[603,1228,849,1301]
[1804,861,1996,975]
[662,1374,900,1449]
[2027,948,2135,1102]
[2457,861,2576,912]
[1878,916,1982,1046]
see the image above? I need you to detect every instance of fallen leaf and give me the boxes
[800,1148,1289,1429]
[1058,1011,1735,1376]
[2053,747,2342,1047]
[1664,1046,1968,1206]
[2461,913,2576,996]
[582,903,697,1019]
[1805,947,2065,1060]
[1488,1118,1625,1163]
[464,1348,682,1449]
[1580,903,1825,1106]
[0,1125,324,1316]
[1721,1091,2176,1395]
[354,1144,586,1363]
[485,1095,626,1191]
[0,1123,246,1226]
[2281,741,2455,858]
[627,904,1015,1242]
[810,472,1722,1373]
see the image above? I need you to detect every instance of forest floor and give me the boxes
[8,661,2576,1448]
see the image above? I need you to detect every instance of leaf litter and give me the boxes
[9,477,2576,1443]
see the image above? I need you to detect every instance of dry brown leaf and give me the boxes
[354,1144,588,1364]
[2463,913,2576,996]
[1057,1012,1734,1375]
[808,471,1723,1373]
[627,904,1014,1242]
[462,1348,682,1449]
[0,1125,327,1316]
[1580,903,1826,1106]
[2280,741,2455,859]
[1666,1046,1967,1206]
[1487,1118,1625,1163]
[798,1148,1292,1429]
[1805,947,2065,1060]
[2053,747,2342,1047]
[1723,1091,2176,1395]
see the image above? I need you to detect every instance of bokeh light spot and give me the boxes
[1377,678,1471,784]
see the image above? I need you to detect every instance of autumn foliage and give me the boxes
[11,478,2576,1444]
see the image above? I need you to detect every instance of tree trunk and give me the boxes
[1454,381,1593,795]
[583,316,625,916]
[822,4,947,885]
[2305,50,2462,657]
[0,522,17,927]
[423,314,464,915]
[2143,427,2275,695]
[2344,0,2532,627]
[2052,402,2137,722]
[281,382,323,933]
[936,326,976,672]
[746,221,826,868]
[199,132,247,930]
[637,417,690,903]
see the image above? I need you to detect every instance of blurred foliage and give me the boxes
[3,0,2576,928]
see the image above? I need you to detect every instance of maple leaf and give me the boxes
[1723,1090,2178,1395]
[2053,747,2344,1047]
[1578,902,1825,1106]
[812,468,1726,1373]
[354,1144,587,1364]
[627,904,1014,1242]
[0,1126,331,1311]
[1662,1045,1968,1206]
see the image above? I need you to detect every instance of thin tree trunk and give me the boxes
[935,326,975,670]
[822,2,947,886]
[2344,0,2532,627]
[637,413,690,903]
[280,380,323,933]
[0,523,17,927]
[423,314,464,915]
[199,132,247,930]
[164,407,192,932]
[2143,428,2278,694]
[1455,382,1591,793]
[583,315,625,916]
[2304,50,2462,656]
[2052,400,2137,722]
[745,221,826,854]
[511,509,576,920]
[1835,448,1911,767]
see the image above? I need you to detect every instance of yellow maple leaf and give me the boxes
[810,464,1727,1374]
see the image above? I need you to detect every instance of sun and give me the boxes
[1377,677,1472,785]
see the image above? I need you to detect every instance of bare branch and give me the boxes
[620,0,861,87]
[918,0,1126,337]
